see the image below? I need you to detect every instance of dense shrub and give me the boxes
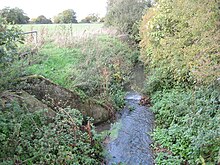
[140,0,220,91]
[0,18,24,91]
[139,0,220,164]
[0,105,103,164]
[151,85,220,164]
[0,19,23,69]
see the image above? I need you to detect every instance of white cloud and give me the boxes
[0,0,107,20]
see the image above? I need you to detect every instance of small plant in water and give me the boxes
[128,105,135,111]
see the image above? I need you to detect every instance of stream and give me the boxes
[104,92,154,164]
[98,63,154,164]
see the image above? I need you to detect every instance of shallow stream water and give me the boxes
[104,91,154,164]
[96,63,154,164]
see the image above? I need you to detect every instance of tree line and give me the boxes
[0,7,103,24]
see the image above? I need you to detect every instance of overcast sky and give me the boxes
[0,0,107,20]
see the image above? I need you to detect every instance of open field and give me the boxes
[20,23,117,47]
[21,23,104,33]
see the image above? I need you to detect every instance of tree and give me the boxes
[80,13,100,23]
[0,7,29,24]
[105,0,151,37]
[32,15,52,24]
[54,9,77,24]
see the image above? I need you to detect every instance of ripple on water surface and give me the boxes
[106,92,154,165]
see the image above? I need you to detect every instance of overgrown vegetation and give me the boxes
[0,104,103,164]
[152,86,220,164]
[0,19,108,164]
[3,0,219,163]
[25,32,138,109]
[0,18,24,91]
[1,17,139,163]
[140,0,219,90]
[140,0,220,164]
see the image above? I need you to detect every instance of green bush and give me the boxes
[151,85,220,164]
[0,105,103,164]
[0,18,24,91]
[139,0,220,164]
[140,0,220,89]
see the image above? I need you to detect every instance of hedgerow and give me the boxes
[140,0,220,164]
[140,0,219,90]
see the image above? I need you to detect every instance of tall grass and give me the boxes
[23,24,137,108]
